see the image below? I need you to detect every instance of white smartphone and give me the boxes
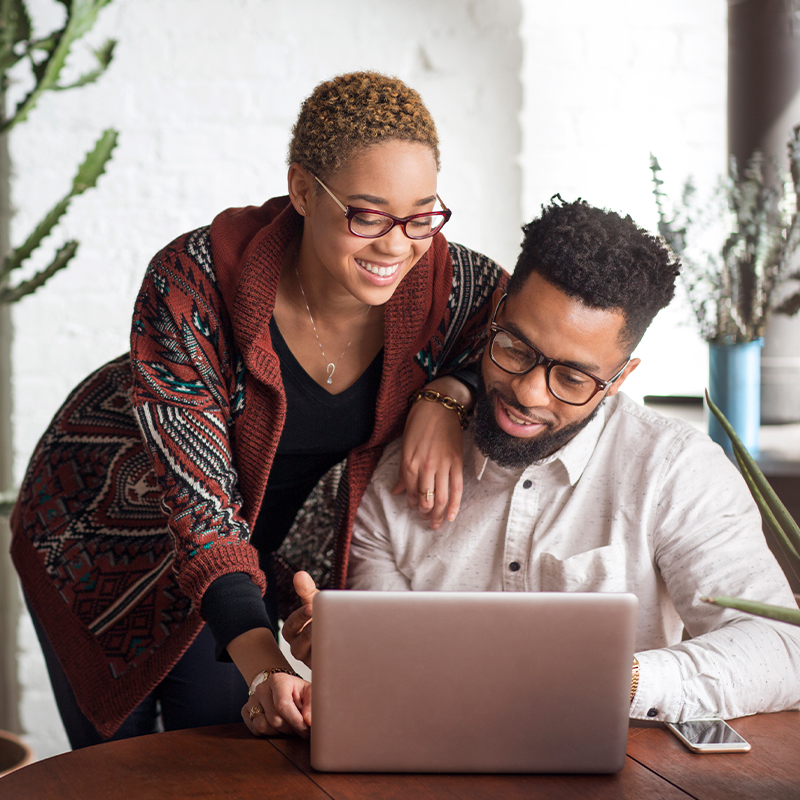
[666,718,751,753]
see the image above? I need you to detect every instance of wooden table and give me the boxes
[1,712,798,799]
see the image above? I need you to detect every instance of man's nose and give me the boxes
[510,364,551,409]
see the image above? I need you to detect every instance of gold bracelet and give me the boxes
[630,657,640,704]
[410,389,468,429]
[248,666,299,696]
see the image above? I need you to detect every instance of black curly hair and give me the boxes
[508,197,681,350]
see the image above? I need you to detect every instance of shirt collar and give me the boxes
[470,399,609,486]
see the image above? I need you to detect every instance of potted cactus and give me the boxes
[0,0,118,749]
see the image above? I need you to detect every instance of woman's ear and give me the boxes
[287,163,313,217]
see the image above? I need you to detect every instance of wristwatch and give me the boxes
[248,666,299,696]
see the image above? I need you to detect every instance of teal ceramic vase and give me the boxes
[708,339,763,458]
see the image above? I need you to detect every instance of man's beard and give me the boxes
[471,379,602,469]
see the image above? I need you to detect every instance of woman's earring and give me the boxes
[299,206,306,215]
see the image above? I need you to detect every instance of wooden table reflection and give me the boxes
[1,712,798,799]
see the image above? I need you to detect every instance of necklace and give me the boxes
[294,263,372,385]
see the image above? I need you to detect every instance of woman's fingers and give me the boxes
[243,675,311,739]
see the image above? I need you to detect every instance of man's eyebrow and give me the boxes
[346,193,438,208]
[502,319,602,374]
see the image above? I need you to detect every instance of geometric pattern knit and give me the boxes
[11,197,506,737]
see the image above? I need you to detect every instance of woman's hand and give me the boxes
[243,672,312,738]
[393,376,472,529]
[227,626,311,737]
[281,571,319,667]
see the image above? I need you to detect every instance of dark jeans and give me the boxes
[26,598,249,750]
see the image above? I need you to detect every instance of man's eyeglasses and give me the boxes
[313,174,452,240]
[489,294,630,407]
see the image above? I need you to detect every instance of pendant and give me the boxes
[326,363,335,384]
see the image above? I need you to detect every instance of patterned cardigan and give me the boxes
[10,197,506,737]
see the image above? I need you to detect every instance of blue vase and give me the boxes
[708,340,763,458]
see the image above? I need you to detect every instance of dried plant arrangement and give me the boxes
[650,127,800,345]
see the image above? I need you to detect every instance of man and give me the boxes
[288,197,800,723]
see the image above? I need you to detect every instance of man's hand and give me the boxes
[281,571,319,667]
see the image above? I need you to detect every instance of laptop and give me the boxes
[310,590,638,774]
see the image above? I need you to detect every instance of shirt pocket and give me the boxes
[540,545,626,593]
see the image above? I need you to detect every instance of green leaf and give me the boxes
[0,0,116,134]
[72,127,118,191]
[0,240,78,304]
[705,389,800,562]
[733,449,800,571]
[0,0,32,56]
[0,128,118,281]
[54,38,115,91]
[703,596,800,627]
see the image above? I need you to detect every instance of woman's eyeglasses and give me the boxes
[313,174,451,240]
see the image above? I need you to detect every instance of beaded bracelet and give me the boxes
[410,389,469,430]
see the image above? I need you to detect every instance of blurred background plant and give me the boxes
[704,390,800,627]
[0,0,118,305]
[0,0,118,737]
[650,127,800,345]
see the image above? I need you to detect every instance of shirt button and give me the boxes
[647,708,658,718]
[509,561,521,572]
[523,480,532,489]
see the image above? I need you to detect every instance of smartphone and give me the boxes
[666,718,751,753]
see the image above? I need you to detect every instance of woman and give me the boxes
[11,71,506,746]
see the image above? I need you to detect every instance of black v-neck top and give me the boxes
[251,317,383,553]
[203,318,383,650]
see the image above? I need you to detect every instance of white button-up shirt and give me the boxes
[347,392,800,722]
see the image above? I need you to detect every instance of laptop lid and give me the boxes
[310,590,638,773]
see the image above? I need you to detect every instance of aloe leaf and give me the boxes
[703,596,800,627]
[0,0,115,134]
[0,128,118,280]
[733,448,800,568]
[705,389,800,558]
[0,240,78,304]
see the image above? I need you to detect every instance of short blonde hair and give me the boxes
[288,71,440,178]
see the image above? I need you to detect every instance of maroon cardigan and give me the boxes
[11,197,506,736]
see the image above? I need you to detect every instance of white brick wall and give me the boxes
[520,0,727,401]
[5,0,726,760]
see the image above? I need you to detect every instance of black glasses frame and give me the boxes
[489,293,630,407]
[313,174,452,240]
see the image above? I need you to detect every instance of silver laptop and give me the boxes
[310,590,638,773]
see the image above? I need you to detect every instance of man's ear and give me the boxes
[487,286,506,331]
[606,357,640,397]
[287,163,314,217]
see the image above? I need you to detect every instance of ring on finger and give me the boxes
[419,488,434,502]
[249,704,264,720]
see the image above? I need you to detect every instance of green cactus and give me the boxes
[0,0,118,304]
